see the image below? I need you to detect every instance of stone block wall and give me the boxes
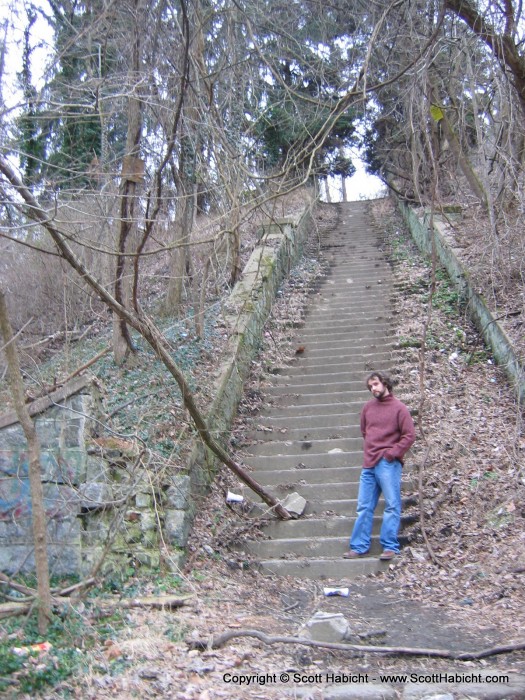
[0,392,93,574]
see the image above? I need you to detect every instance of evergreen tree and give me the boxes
[17,6,47,187]
[15,0,127,191]
[248,0,358,177]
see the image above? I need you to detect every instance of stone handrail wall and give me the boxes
[399,201,525,404]
[164,196,317,569]
[0,194,316,575]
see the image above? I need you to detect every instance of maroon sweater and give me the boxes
[360,393,415,467]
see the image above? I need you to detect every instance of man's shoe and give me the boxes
[343,550,368,559]
[379,550,397,561]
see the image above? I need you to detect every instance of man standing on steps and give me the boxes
[344,371,415,561]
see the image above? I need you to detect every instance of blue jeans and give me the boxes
[350,458,402,553]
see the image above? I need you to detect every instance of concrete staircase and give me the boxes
[241,200,411,580]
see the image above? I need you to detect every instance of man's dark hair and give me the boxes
[365,371,394,393]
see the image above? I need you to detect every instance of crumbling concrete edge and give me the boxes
[170,194,317,567]
[398,200,525,405]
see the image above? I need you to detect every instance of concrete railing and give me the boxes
[399,201,525,404]
[166,196,317,568]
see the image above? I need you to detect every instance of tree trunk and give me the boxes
[225,4,244,286]
[112,0,146,364]
[163,171,192,315]
[324,177,332,202]
[0,290,52,634]
[163,0,202,314]
[430,85,488,209]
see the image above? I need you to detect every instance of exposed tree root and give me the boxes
[191,628,525,661]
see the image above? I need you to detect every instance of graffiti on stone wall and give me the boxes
[0,451,76,521]
[0,460,30,519]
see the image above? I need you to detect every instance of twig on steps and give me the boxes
[190,628,525,661]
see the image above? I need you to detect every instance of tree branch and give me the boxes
[192,627,525,661]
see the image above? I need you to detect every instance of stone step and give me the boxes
[306,299,391,312]
[285,346,395,363]
[250,412,360,431]
[322,258,387,268]
[304,313,389,326]
[301,309,391,321]
[273,358,393,377]
[256,556,386,579]
[254,475,416,502]
[322,254,386,262]
[314,285,392,297]
[284,355,392,372]
[321,247,384,255]
[255,481,359,501]
[283,342,396,359]
[267,371,372,386]
[310,285,390,296]
[303,493,416,516]
[320,252,385,260]
[246,436,362,456]
[324,266,388,276]
[317,269,389,279]
[241,534,380,559]
[311,295,391,307]
[314,268,386,278]
[246,423,360,442]
[279,362,392,377]
[267,390,370,407]
[262,380,372,396]
[294,322,390,337]
[258,480,415,506]
[305,499,359,515]
[294,340,394,356]
[259,401,364,418]
[294,326,390,340]
[247,450,362,470]
[263,515,377,539]
[288,334,395,351]
[251,465,362,486]
[263,511,417,539]
[312,277,388,287]
[317,286,391,298]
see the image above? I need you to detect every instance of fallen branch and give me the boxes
[54,577,97,598]
[0,596,72,620]
[0,592,192,621]
[191,628,525,661]
[61,346,111,383]
[0,375,92,430]
[0,572,37,598]
[0,572,96,603]
[101,594,193,611]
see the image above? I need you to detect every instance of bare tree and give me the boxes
[112,0,148,364]
[0,290,52,634]
[445,0,525,118]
